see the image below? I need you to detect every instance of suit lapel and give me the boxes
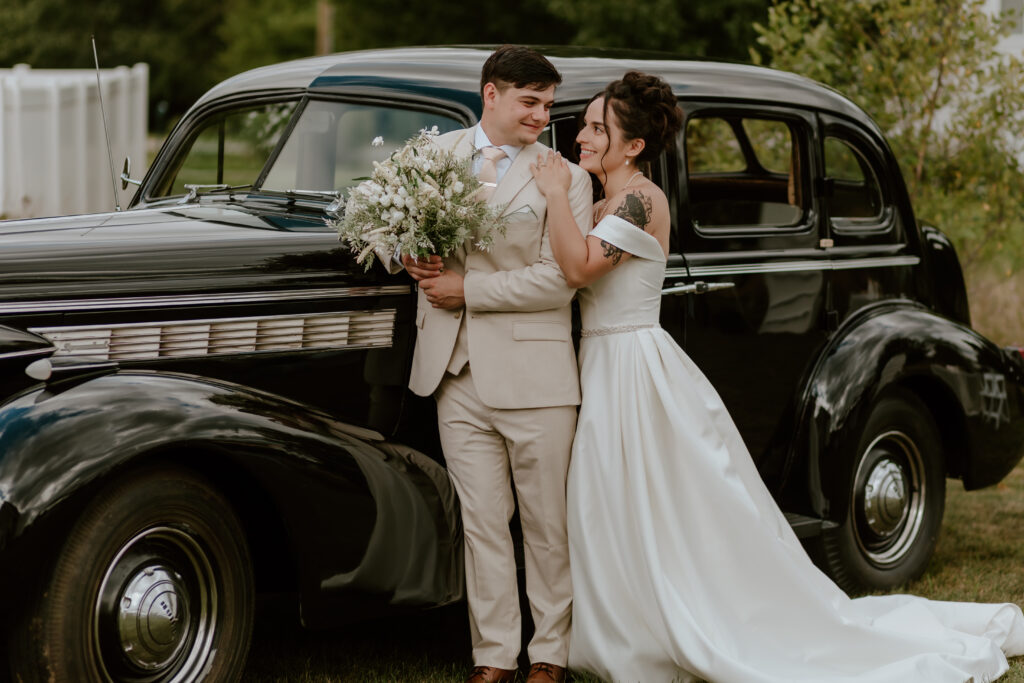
[490,142,542,213]
[449,126,475,159]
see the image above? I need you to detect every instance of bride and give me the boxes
[530,71,1024,683]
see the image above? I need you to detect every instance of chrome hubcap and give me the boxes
[117,564,190,670]
[94,526,217,682]
[862,459,908,536]
[852,430,926,567]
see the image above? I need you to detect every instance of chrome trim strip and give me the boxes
[830,255,920,271]
[0,347,53,361]
[690,261,832,277]
[664,255,919,279]
[0,286,412,315]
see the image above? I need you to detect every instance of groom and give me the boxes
[397,46,592,683]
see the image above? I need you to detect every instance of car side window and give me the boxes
[153,101,298,198]
[685,113,807,232]
[824,136,884,221]
[260,100,462,194]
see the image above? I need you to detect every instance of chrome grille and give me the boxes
[31,309,396,360]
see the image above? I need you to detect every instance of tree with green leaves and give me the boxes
[0,0,227,132]
[546,0,769,61]
[753,0,1024,271]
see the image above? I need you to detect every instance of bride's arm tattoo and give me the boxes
[601,240,624,265]
[614,191,654,232]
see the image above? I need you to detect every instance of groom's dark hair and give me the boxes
[480,45,561,96]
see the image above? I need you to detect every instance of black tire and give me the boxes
[814,389,946,594]
[10,465,254,682]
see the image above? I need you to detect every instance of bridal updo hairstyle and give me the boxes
[600,71,683,163]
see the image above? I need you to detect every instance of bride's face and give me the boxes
[576,97,627,176]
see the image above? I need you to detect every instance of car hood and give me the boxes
[0,202,367,302]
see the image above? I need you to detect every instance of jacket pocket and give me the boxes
[512,321,567,341]
[503,204,539,231]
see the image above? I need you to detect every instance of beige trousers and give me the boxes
[436,366,577,669]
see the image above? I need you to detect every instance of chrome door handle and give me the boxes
[660,281,736,296]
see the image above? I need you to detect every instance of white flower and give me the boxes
[372,136,384,147]
[335,128,507,271]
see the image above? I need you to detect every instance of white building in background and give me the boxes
[990,0,1024,52]
[0,63,148,219]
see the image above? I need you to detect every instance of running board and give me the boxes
[784,512,839,539]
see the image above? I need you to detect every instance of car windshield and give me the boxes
[150,101,299,199]
[260,99,463,196]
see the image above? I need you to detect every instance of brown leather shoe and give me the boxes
[466,665,517,683]
[526,662,566,682]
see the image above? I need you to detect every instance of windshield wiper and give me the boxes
[260,189,345,217]
[179,183,253,204]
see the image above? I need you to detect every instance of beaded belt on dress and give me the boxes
[580,323,657,337]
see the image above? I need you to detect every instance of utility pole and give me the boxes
[316,0,335,55]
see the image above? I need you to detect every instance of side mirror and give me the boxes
[120,157,142,191]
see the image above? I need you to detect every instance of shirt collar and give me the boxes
[474,125,521,162]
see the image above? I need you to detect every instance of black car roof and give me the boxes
[194,46,876,132]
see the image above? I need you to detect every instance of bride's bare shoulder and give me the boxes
[602,182,669,234]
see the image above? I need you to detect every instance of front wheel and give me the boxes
[814,389,946,594]
[10,465,254,682]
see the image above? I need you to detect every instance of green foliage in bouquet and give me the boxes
[335,129,507,270]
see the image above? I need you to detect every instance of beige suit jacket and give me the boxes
[404,126,593,409]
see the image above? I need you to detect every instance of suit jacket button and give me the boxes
[453,311,461,319]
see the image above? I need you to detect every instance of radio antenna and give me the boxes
[91,35,122,211]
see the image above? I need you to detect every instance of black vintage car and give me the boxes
[0,46,1022,682]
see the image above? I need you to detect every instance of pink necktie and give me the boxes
[478,146,507,201]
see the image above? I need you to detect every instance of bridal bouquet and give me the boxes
[335,127,506,270]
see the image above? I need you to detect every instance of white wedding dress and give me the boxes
[566,214,1024,683]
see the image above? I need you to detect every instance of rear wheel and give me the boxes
[815,389,946,593]
[11,465,253,682]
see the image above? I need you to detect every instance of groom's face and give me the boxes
[480,82,555,147]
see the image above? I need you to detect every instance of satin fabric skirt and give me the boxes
[566,327,1024,683]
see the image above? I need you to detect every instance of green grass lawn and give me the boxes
[243,463,1024,682]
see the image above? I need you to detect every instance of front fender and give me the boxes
[0,370,462,622]
[798,302,1024,521]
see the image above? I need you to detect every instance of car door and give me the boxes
[672,104,830,489]
[818,114,917,322]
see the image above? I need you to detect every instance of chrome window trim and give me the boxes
[664,255,919,279]
[0,286,412,315]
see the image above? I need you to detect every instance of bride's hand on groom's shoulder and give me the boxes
[530,150,571,198]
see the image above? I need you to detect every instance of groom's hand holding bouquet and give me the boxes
[334,126,505,310]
